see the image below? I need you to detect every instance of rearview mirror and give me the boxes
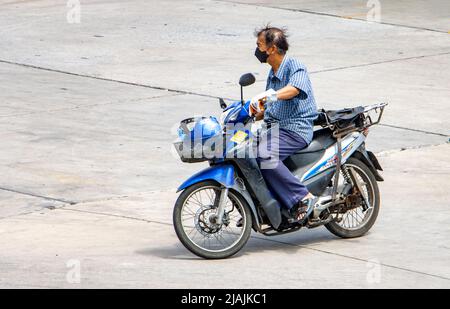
[239,73,256,87]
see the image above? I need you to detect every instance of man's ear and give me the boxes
[268,45,277,55]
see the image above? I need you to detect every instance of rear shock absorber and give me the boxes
[340,165,353,196]
[341,165,350,180]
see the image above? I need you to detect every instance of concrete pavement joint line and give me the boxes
[0,201,81,221]
[1,50,449,107]
[376,141,449,157]
[0,93,184,119]
[214,0,448,34]
[73,189,176,205]
[0,141,445,218]
[310,51,450,74]
[0,60,237,102]
[57,207,450,281]
[0,186,77,205]
[60,207,173,226]
[0,210,39,221]
[379,124,450,137]
[251,235,450,282]
[2,51,449,106]
[224,51,450,83]
[0,282,59,289]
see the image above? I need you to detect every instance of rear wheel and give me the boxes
[173,180,252,259]
[325,157,380,238]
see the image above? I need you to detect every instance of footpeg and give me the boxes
[306,216,334,228]
[312,197,333,218]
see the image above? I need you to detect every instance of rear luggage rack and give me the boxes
[315,102,387,137]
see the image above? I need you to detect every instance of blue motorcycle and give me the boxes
[173,73,387,259]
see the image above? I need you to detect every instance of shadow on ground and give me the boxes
[136,228,339,260]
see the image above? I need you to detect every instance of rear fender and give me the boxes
[352,144,384,181]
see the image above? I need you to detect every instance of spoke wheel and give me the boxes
[325,157,380,238]
[173,181,252,259]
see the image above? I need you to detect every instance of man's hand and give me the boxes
[254,111,264,121]
[249,89,278,116]
[249,98,264,116]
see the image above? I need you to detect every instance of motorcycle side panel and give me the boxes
[300,132,365,182]
[303,168,335,196]
[283,150,325,182]
[283,150,324,172]
[284,132,366,195]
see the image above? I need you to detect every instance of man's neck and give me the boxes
[269,54,285,74]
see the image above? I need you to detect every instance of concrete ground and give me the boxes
[0,0,449,288]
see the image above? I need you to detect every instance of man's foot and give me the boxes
[290,194,317,223]
[236,217,243,227]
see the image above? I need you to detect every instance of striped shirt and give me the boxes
[264,55,318,144]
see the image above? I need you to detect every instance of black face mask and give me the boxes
[254,47,269,63]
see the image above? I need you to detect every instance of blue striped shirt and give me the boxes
[264,55,318,144]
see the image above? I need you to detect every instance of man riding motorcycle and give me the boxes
[172,25,386,259]
[251,25,318,223]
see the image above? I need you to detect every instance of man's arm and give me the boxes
[251,85,299,120]
[273,85,300,101]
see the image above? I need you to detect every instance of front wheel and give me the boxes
[325,157,380,238]
[173,180,252,259]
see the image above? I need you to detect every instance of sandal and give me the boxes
[290,196,317,224]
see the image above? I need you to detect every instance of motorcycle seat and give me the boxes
[295,128,336,154]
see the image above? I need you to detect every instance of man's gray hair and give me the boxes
[254,24,289,55]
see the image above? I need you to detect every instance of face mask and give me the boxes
[254,47,269,63]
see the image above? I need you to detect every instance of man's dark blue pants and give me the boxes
[257,128,309,210]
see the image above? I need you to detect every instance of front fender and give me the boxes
[177,163,263,232]
[177,164,235,192]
